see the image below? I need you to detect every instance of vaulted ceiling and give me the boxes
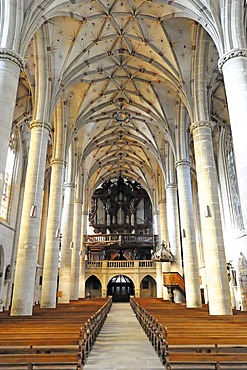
[13,0,231,200]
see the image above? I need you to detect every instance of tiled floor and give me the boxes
[84,302,165,370]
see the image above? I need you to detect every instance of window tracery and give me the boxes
[0,133,17,221]
[225,131,244,232]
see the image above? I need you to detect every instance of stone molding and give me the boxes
[165,183,177,190]
[75,199,83,204]
[63,182,75,189]
[0,48,24,71]
[158,198,166,205]
[30,120,51,132]
[190,120,213,133]
[218,48,247,73]
[50,158,66,167]
[175,160,190,169]
[82,211,88,216]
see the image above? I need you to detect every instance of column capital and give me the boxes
[30,120,51,133]
[190,120,213,133]
[0,48,24,71]
[165,183,177,190]
[175,160,190,169]
[218,48,247,73]
[63,182,75,189]
[50,158,66,167]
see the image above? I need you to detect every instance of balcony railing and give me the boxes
[84,233,157,246]
[86,260,155,269]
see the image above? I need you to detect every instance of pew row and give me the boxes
[130,297,247,370]
[0,297,112,369]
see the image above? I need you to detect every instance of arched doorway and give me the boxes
[140,275,157,298]
[85,275,102,298]
[107,275,134,302]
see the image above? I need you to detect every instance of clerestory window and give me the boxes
[0,134,16,221]
[225,132,244,232]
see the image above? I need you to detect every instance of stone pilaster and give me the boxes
[70,199,83,300]
[40,158,66,308]
[0,49,24,197]
[175,160,202,308]
[158,198,168,243]
[165,183,183,274]
[11,120,50,315]
[58,182,75,303]
[156,262,163,298]
[153,210,160,242]
[37,173,49,266]
[158,198,170,299]
[190,120,232,315]
[218,48,247,233]
[165,183,183,303]
[79,210,88,298]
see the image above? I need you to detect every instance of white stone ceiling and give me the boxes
[13,0,230,197]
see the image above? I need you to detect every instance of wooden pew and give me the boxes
[0,297,112,369]
[130,297,247,369]
[0,353,81,369]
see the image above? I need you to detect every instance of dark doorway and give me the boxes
[85,275,102,298]
[140,275,157,298]
[107,275,134,302]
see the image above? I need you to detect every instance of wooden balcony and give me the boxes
[84,233,158,248]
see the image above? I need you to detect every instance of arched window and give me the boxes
[0,134,16,220]
[225,132,244,231]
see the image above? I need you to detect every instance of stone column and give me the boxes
[158,199,168,243]
[79,210,88,298]
[165,183,183,274]
[158,198,171,300]
[190,121,232,315]
[37,173,49,266]
[70,199,82,300]
[58,182,75,303]
[218,49,247,232]
[153,210,160,243]
[165,183,183,303]
[0,49,23,197]
[176,160,202,308]
[40,159,66,308]
[156,262,163,298]
[11,121,50,315]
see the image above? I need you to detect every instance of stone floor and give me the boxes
[84,302,165,370]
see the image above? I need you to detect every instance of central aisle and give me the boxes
[84,302,165,370]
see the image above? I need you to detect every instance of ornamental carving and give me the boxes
[89,177,153,234]
[86,177,155,261]
[50,158,66,166]
[63,182,75,189]
[218,48,247,73]
[0,48,24,71]
[30,120,51,132]
[190,121,213,132]
[165,183,177,190]
[175,160,190,168]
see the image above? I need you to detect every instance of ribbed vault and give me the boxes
[12,0,231,199]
